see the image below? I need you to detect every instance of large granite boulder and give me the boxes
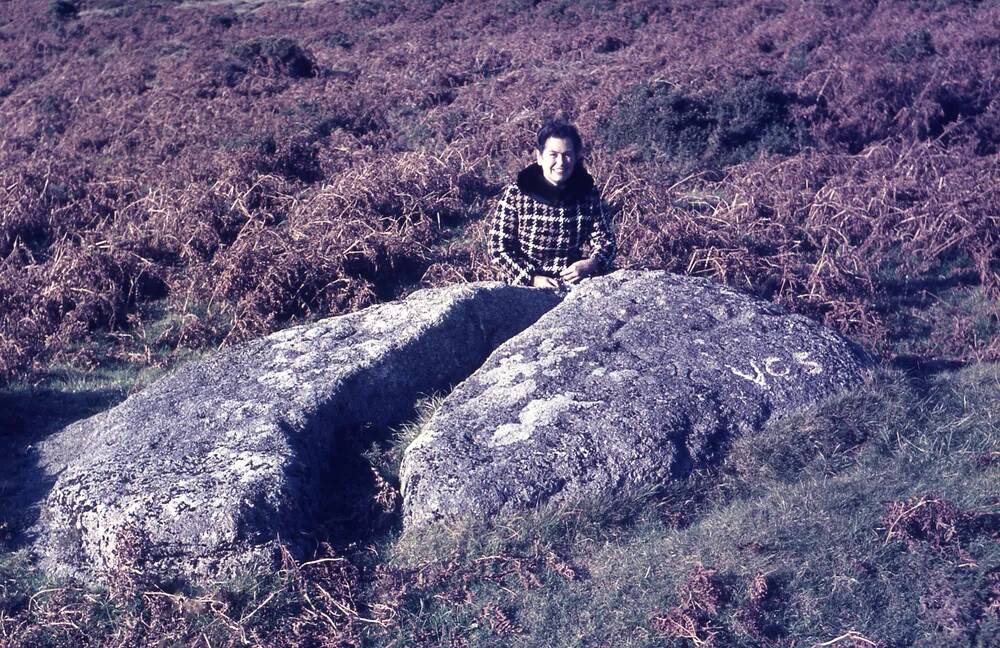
[30,283,560,582]
[400,270,870,529]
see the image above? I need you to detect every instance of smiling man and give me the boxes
[488,120,616,288]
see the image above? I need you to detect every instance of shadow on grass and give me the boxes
[879,269,982,309]
[0,385,126,438]
[0,385,129,548]
[315,426,403,551]
[890,354,967,375]
[878,260,997,370]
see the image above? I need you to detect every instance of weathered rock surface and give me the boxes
[30,283,560,582]
[400,270,870,529]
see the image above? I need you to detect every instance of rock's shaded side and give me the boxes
[400,271,870,529]
[31,283,560,582]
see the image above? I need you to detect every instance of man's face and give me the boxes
[536,137,576,186]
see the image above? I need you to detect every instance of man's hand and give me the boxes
[559,259,597,284]
[531,275,561,289]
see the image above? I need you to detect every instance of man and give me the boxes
[488,121,616,288]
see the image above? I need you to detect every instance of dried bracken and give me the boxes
[883,497,965,551]
[651,565,725,647]
[0,0,997,384]
[0,2,998,646]
[480,603,523,636]
[733,571,770,639]
[106,522,154,603]
[370,465,401,516]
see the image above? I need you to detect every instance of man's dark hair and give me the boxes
[536,120,583,155]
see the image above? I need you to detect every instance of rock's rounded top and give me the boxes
[26,282,560,584]
[21,270,869,583]
[401,270,870,529]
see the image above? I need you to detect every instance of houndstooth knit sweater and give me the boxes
[487,163,616,286]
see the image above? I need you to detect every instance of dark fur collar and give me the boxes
[516,163,595,206]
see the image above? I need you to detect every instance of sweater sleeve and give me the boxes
[488,185,537,286]
[586,191,616,271]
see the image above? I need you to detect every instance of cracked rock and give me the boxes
[400,270,870,529]
[28,283,560,583]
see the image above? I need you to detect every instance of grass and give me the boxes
[380,365,1000,647]
[1,0,999,644]
[1,365,996,646]
[0,299,211,437]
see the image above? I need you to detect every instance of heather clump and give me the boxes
[599,76,808,170]
[47,0,78,22]
[600,83,715,165]
[236,132,324,183]
[346,0,405,23]
[230,36,317,79]
[710,77,807,166]
[888,28,936,63]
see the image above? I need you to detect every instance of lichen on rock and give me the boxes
[27,283,560,584]
[400,270,870,529]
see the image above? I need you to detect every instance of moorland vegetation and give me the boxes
[0,0,998,646]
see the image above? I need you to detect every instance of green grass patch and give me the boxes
[2,364,997,646]
[599,77,810,172]
[381,364,1000,647]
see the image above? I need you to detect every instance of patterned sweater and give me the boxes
[488,163,616,286]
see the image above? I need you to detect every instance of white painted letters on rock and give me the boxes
[400,270,869,529]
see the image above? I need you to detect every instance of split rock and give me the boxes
[400,270,870,528]
[30,283,560,583]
